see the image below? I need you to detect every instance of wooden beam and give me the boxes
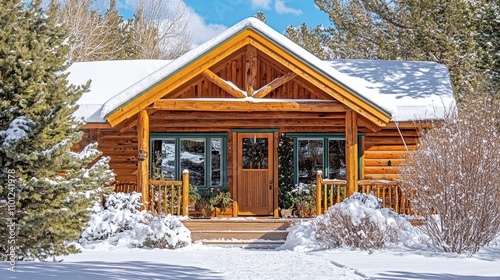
[150,111,346,120]
[358,114,382,133]
[115,117,138,133]
[153,99,348,112]
[202,69,246,98]
[345,110,358,196]
[245,45,257,95]
[252,72,296,98]
[137,110,150,210]
[81,123,112,129]
[148,118,345,128]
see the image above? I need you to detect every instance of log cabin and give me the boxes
[68,18,455,217]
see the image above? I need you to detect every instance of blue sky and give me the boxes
[119,0,331,48]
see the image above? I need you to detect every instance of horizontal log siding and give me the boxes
[78,127,138,184]
[362,124,419,180]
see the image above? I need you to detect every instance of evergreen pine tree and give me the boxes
[255,11,267,23]
[285,23,331,60]
[0,0,114,260]
[102,0,129,60]
[287,0,500,98]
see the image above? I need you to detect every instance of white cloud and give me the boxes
[185,6,228,49]
[250,0,272,9]
[274,0,302,15]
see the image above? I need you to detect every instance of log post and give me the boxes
[182,170,189,216]
[345,110,358,196]
[245,45,257,95]
[316,171,322,215]
[137,110,149,210]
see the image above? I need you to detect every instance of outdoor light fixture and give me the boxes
[138,149,148,161]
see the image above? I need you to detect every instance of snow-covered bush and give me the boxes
[80,192,191,249]
[283,193,414,252]
[400,96,500,254]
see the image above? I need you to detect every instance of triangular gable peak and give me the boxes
[104,18,391,130]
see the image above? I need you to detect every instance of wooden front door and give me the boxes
[237,133,274,215]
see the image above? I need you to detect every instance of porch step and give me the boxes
[183,218,297,248]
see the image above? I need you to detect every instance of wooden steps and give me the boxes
[183,218,297,248]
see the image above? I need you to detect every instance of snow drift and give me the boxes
[80,192,191,249]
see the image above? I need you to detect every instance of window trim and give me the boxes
[285,133,363,185]
[150,133,228,191]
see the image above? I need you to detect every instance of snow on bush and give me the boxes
[282,193,417,252]
[80,192,191,249]
[400,96,500,254]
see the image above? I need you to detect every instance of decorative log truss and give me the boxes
[105,30,391,129]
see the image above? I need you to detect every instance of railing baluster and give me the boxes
[150,186,155,215]
[163,186,167,215]
[170,185,174,214]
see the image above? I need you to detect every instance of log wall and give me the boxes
[78,126,138,184]
[77,116,424,191]
[361,123,420,180]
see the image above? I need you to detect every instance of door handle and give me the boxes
[269,180,273,190]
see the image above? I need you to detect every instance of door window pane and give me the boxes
[180,139,205,187]
[328,139,346,180]
[297,139,323,184]
[211,138,222,188]
[242,137,268,169]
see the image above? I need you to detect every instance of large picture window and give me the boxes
[150,134,226,191]
[288,134,348,185]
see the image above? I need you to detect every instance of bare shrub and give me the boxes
[400,96,500,254]
[314,193,406,253]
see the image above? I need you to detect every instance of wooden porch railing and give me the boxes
[315,171,414,215]
[315,172,347,215]
[148,170,190,216]
[112,181,141,193]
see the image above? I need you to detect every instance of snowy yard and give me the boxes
[2,193,499,279]
[2,244,499,279]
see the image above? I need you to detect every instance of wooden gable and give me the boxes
[105,28,391,130]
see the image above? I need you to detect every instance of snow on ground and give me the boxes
[2,244,499,279]
[2,193,499,279]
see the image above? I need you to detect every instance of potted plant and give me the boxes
[290,183,317,217]
[198,188,233,217]
[188,185,201,210]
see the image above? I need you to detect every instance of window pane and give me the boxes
[211,138,222,188]
[180,139,205,187]
[151,139,176,180]
[297,139,323,184]
[328,139,346,180]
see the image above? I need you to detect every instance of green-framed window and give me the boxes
[286,133,362,185]
[150,133,227,191]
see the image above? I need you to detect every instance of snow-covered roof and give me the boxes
[326,60,455,122]
[68,60,171,122]
[68,17,455,124]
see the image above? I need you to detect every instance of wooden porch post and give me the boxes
[137,110,150,210]
[182,170,189,216]
[345,110,358,196]
[316,171,322,215]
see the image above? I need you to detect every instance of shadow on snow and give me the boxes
[3,261,224,280]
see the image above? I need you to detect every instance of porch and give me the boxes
[111,171,414,218]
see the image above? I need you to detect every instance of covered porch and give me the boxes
[72,18,453,220]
